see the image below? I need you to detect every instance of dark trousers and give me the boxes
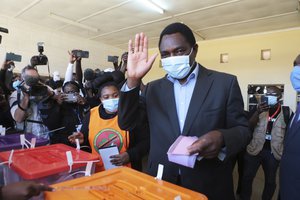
[232,150,246,195]
[240,149,279,200]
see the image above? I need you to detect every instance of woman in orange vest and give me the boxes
[68,78,150,172]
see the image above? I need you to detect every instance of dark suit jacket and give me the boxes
[280,108,300,200]
[118,65,251,200]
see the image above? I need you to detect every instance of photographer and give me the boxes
[8,65,55,138]
[240,86,293,200]
[39,81,90,146]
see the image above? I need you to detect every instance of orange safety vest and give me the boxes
[88,106,130,172]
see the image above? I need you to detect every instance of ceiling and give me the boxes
[0,0,300,50]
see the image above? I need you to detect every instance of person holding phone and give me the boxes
[240,86,293,200]
[68,73,149,172]
[39,81,89,145]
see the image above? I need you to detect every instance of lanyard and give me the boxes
[268,104,280,122]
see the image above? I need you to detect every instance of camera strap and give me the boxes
[26,119,44,124]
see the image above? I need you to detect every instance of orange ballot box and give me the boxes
[0,144,99,185]
[45,167,208,200]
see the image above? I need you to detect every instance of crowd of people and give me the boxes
[0,22,299,200]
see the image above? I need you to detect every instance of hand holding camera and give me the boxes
[257,101,270,114]
[63,93,78,103]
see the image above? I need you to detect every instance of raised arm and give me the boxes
[126,33,158,89]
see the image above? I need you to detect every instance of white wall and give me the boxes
[0,15,123,77]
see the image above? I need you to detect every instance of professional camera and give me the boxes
[19,75,48,97]
[72,50,89,58]
[30,42,48,66]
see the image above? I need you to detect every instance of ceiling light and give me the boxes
[140,0,164,14]
[49,13,99,32]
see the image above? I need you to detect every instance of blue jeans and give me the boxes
[240,149,279,200]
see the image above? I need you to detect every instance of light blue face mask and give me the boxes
[12,80,22,90]
[161,48,194,79]
[290,66,300,92]
[102,98,119,113]
[266,95,278,106]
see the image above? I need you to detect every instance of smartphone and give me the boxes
[6,52,22,62]
[72,50,89,58]
[107,55,118,63]
[64,93,78,103]
[260,95,268,104]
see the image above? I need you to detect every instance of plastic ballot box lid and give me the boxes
[0,144,99,180]
[45,167,208,200]
[0,133,49,152]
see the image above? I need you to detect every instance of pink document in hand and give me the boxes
[167,135,198,168]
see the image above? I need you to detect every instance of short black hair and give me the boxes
[158,22,196,48]
[62,81,80,92]
[97,81,119,97]
[294,54,300,66]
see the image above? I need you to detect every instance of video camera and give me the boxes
[30,42,48,66]
[72,50,89,58]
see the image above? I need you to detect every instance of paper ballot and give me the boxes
[99,146,120,170]
[167,136,198,168]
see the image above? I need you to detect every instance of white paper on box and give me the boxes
[98,146,119,170]
[155,164,164,180]
[167,136,198,168]
[85,161,93,176]
[30,138,36,148]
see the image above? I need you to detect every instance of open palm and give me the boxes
[127,33,158,83]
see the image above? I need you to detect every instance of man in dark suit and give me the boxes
[280,54,300,200]
[118,23,251,200]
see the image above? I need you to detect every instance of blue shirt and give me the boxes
[166,65,199,133]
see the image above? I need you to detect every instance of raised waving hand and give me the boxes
[126,32,158,88]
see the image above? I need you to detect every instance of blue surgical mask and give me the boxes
[266,95,278,106]
[102,98,119,113]
[12,80,22,90]
[290,66,300,92]
[161,48,194,79]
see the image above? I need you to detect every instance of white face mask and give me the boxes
[266,95,278,106]
[102,98,119,113]
[161,48,194,79]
